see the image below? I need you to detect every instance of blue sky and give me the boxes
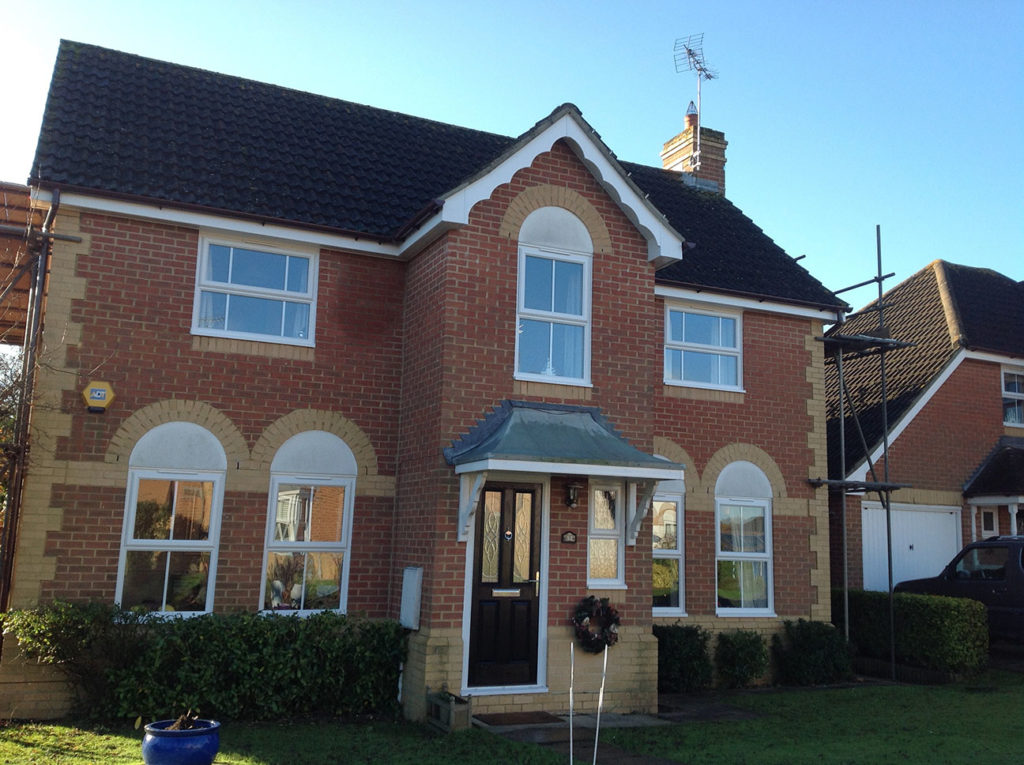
[2,0,1021,310]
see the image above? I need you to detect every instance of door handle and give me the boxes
[527,570,540,597]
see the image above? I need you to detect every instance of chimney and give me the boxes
[660,101,728,194]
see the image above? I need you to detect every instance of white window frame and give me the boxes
[587,482,626,588]
[715,497,774,616]
[515,244,592,386]
[652,492,685,616]
[260,473,356,614]
[115,468,225,616]
[663,304,742,391]
[1002,367,1024,427]
[192,234,318,347]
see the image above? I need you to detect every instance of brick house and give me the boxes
[0,41,844,719]
[826,260,1024,592]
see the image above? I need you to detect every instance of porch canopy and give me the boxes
[964,436,1024,536]
[444,400,684,541]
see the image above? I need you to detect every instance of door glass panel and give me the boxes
[589,538,619,580]
[513,493,532,583]
[481,491,501,583]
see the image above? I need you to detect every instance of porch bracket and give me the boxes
[457,471,488,542]
[627,480,658,545]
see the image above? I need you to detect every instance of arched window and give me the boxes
[116,422,227,614]
[260,431,357,613]
[515,207,593,385]
[715,461,773,615]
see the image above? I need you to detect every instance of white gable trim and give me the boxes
[848,350,965,482]
[437,110,684,264]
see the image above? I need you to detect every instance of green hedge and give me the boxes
[771,619,852,685]
[2,602,407,721]
[714,630,768,689]
[652,624,713,692]
[832,589,988,673]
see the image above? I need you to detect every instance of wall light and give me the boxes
[565,482,584,508]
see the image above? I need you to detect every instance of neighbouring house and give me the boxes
[826,260,1024,592]
[0,40,845,720]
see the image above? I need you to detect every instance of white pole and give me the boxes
[592,645,608,765]
[569,642,575,764]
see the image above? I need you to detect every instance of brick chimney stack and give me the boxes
[660,101,728,194]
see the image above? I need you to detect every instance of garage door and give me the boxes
[862,502,962,591]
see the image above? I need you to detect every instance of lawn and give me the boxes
[1,671,1020,764]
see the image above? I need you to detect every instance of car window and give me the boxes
[954,546,1009,581]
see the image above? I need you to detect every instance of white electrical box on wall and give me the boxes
[399,566,423,630]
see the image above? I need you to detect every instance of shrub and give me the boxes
[771,619,852,685]
[2,602,408,721]
[714,629,768,688]
[833,589,988,673]
[652,624,713,692]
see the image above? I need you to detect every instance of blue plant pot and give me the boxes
[141,719,221,765]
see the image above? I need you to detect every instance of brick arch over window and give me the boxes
[703,443,787,499]
[653,436,699,494]
[251,410,382,486]
[498,184,613,256]
[106,400,247,468]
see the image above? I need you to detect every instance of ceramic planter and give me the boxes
[141,719,221,765]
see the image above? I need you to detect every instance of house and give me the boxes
[0,40,845,720]
[825,260,1024,592]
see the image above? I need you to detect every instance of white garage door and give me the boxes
[862,502,962,591]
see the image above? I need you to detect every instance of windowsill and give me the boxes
[586,582,627,590]
[513,379,592,400]
[515,373,593,388]
[716,610,777,618]
[662,384,744,404]
[653,609,687,619]
[462,684,548,697]
[192,334,315,361]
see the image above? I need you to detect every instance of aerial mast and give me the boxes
[673,34,717,170]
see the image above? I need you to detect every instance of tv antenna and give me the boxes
[673,34,717,169]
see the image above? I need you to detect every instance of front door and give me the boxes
[468,483,541,687]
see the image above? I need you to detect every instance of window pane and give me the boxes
[718,560,768,609]
[266,551,305,610]
[553,260,583,315]
[171,481,212,541]
[231,248,287,290]
[665,348,682,380]
[227,294,285,336]
[1004,399,1023,424]
[719,355,738,386]
[551,323,584,378]
[683,350,715,383]
[589,538,619,580]
[166,551,209,612]
[653,559,680,608]
[684,312,719,346]
[518,319,551,374]
[286,255,309,293]
[207,244,231,282]
[303,552,344,609]
[523,256,553,312]
[133,479,174,540]
[197,291,227,330]
[308,485,346,543]
[652,500,678,551]
[719,504,765,553]
[668,310,683,342]
[1004,372,1024,394]
[121,550,167,610]
[284,302,310,339]
[274,486,309,542]
[593,489,617,530]
[720,317,736,348]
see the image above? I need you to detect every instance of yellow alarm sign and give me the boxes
[82,380,115,412]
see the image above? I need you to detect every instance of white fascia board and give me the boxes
[454,458,685,481]
[437,112,684,263]
[49,191,405,259]
[655,285,843,321]
[848,350,966,483]
[964,350,1024,366]
[968,495,1024,506]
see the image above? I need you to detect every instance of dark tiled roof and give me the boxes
[32,41,842,308]
[626,164,844,310]
[826,260,1024,478]
[963,437,1024,497]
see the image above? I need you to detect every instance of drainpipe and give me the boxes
[0,189,60,619]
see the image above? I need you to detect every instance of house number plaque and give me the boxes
[561,531,577,544]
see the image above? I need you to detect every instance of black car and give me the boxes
[894,535,1024,642]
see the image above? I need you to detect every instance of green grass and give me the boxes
[605,669,1024,764]
[2,672,1021,764]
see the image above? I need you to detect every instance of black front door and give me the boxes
[468,484,541,687]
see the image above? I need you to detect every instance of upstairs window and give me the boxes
[193,237,316,346]
[515,207,592,386]
[664,306,741,390]
[1003,368,1024,426]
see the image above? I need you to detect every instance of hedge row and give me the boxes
[832,589,988,673]
[2,602,407,721]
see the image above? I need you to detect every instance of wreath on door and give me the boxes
[571,596,620,653]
